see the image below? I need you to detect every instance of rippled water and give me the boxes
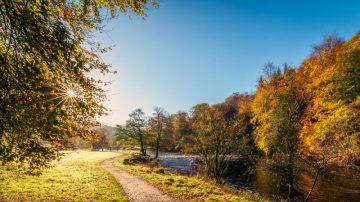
[155,152,201,172]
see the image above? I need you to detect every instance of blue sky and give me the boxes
[97,0,360,126]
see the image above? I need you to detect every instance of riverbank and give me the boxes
[113,152,269,202]
[152,152,360,201]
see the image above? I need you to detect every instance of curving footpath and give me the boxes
[101,158,177,202]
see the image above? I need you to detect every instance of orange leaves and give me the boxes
[62,8,72,18]
[296,33,360,164]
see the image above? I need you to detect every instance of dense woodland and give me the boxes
[115,33,360,199]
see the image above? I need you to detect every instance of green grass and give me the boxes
[0,151,127,202]
[113,152,267,202]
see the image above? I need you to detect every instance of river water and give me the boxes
[155,153,360,201]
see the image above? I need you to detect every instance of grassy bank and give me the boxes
[0,151,127,201]
[113,152,267,202]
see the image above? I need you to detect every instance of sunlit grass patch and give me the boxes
[0,151,127,201]
[113,152,267,202]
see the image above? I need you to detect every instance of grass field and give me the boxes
[113,152,267,202]
[0,151,127,202]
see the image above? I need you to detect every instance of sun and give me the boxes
[67,89,76,97]
[46,84,82,108]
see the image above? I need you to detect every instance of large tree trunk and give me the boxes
[305,168,321,202]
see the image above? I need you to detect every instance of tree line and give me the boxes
[116,33,360,200]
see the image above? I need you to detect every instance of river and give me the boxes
[154,152,360,201]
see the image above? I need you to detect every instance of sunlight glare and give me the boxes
[67,89,76,97]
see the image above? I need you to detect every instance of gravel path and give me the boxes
[101,158,177,202]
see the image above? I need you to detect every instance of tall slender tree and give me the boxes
[148,107,168,159]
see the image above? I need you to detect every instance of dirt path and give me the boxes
[101,158,177,202]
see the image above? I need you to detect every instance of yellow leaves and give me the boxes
[311,103,359,154]
[296,34,360,163]
[252,64,307,157]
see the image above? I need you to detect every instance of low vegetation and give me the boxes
[113,152,267,202]
[0,151,127,201]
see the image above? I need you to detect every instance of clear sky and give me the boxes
[96,0,360,126]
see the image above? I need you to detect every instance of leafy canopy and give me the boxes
[0,0,157,173]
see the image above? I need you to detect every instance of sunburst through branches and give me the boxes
[48,83,82,108]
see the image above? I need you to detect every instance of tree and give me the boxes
[148,106,168,159]
[91,129,109,151]
[115,108,148,156]
[165,111,194,153]
[299,34,360,166]
[298,34,360,201]
[90,127,117,151]
[225,93,257,155]
[0,0,157,173]
[251,64,307,198]
[192,103,242,182]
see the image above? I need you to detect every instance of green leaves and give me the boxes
[0,0,156,173]
[115,108,148,155]
[191,101,254,180]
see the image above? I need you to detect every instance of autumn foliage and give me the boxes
[298,34,360,165]
[115,32,359,200]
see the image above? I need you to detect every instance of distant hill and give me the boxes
[90,125,117,141]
